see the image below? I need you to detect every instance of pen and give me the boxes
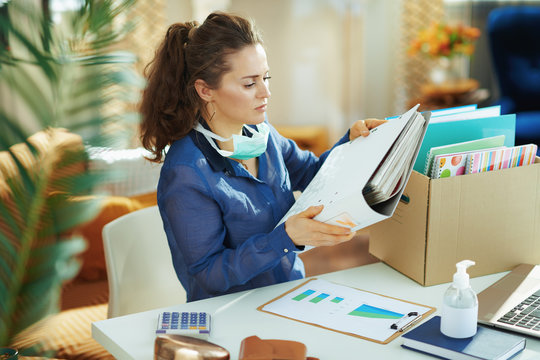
[399,315,423,332]
[390,312,419,331]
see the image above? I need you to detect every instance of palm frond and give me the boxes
[0,0,142,348]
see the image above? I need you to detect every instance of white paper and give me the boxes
[261,279,432,342]
[428,105,501,124]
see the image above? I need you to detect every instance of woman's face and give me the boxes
[209,44,271,133]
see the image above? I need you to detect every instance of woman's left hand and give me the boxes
[349,118,387,141]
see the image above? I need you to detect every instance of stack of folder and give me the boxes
[425,137,537,179]
[415,105,537,180]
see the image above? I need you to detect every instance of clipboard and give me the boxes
[257,278,436,344]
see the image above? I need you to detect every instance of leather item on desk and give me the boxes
[238,335,319,360]
[154,335,230,360]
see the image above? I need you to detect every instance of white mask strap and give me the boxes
[194,123,232,142]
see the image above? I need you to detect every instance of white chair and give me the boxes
[102,205,186,318]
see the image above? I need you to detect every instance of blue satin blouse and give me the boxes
[157,121,349,301]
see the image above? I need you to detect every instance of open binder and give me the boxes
[277,104,430,231]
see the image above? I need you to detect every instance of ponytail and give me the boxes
[140,22,198,162]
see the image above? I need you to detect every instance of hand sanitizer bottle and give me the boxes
[441,260,478,338]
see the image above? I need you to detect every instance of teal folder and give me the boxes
[413,114,516,173]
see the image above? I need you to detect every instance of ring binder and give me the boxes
[276,104,430,232]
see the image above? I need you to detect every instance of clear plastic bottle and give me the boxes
[440,260,478,338]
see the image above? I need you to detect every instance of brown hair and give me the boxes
[139,12,263,162]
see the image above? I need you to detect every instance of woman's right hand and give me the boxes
[284,205,355,247]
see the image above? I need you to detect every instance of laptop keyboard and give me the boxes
[497,289,540,330]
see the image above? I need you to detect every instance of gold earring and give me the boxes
[208,102,216,122]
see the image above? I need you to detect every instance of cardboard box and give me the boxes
[368,157,540,286]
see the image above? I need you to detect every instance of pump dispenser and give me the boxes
[440,260,478,338]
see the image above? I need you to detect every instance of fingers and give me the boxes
[298,205,324,219]
[311,220,353,236]
[285,206,356,247]
[304,229,355,247]
[349,118,388,140]
[365,118,388,129]
[296,206,351,235]
[350,120,369,140]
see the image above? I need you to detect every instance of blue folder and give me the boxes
[413,114,516,173]
[387,104,478,120]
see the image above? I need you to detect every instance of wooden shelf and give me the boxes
[409,78,489,111]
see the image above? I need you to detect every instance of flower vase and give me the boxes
[430,57,464,84]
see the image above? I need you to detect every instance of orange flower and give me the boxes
[408,21,481,58]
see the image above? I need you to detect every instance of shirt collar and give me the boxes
[189,120,235,174]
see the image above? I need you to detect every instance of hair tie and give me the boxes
[185,21,199,45]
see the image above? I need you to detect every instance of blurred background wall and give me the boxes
[9,0,539,144]
[166,0,434,142]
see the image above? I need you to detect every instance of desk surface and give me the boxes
[92,263,540,359]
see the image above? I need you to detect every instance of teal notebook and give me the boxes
[423,135,506,176]
[413,114,516,173]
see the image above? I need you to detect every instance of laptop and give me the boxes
[478,263,540,337]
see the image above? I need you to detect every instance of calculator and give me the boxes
[155,311,211,338]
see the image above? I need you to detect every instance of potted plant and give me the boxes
[0,0,141,355]
[408,21,481,84]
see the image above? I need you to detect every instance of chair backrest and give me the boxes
[488,6,540,112]
[102,205,186,318]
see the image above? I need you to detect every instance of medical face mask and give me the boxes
[194,122,270,160]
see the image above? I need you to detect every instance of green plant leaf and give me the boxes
[0,0,142,347]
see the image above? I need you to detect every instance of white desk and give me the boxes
[92,263,540,359]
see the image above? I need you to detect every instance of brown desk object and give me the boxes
[274,125,330,156]
[421,78,479,97]
[239,335,319,360]
[155,335,230,360]
[410,78,489,112]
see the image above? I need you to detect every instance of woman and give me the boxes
[140,12,385,301]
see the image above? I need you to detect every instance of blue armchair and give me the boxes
[487,6,540,154]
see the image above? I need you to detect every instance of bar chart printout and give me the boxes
[348,304,403,319]
[260,278,434,343]
[309,293,329,303]
[293,290,342,304]
[292,290,315,301]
